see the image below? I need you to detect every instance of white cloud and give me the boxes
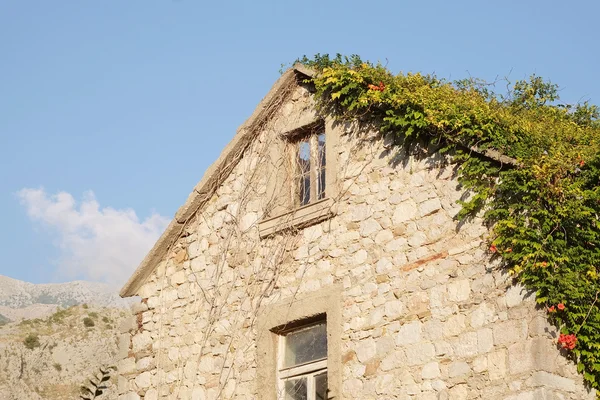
[17,188,170,286]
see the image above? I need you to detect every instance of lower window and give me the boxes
[277,319,328,400]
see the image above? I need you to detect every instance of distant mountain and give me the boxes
[0,275,133,320]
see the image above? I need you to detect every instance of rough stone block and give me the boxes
[452,332,478,357]
[418,198,442,217]
[138,282,157,299]
[404,342,435,366]
[146,296,160,310]
[505,283,529,308]
[187,240,201,259]
[421,362,441,379]
[119,317,137,334]
[443,314,466,337]
[144,389,158,400]
[136,356,154,371]
[392,201,417,224]
[448,361,471,378]
[434,340,454,357]
[384,299,405,319]
[191,387,207,400]
[170,270,186,286]
[487,350,507,380]
[395,321,422,345]
[448,384,468,400]
[360,218,382,237]
[355,338,377,363]
[131,301,148,314]
[375,336,395,357]
[493,319,528,346]
[469,302,496,328]
[134,371,152,389]
[118,334,130,360]
[527,371,577,393]
[447,280,470,302]
[528,315,555,337]
[508,337,558,374]
[132,331,152,352]
[118,357,136,375]
[477,328,494,354]
[472,355,487,373]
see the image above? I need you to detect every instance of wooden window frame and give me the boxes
[256,287,342,400]
[259,119,338,238]
[290,131,326,208]
[276,320,328,400]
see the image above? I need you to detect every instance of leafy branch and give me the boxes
[79,366,115,400]
[299,54,600,395]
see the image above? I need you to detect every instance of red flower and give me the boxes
[505,248,513,253]
[548,305,556,312]
[540,261,548,267]
[489,244,497,253]
[558,333,577,350]
[580,160,585,167]
[557,303,565,310]
[367,82,386,92]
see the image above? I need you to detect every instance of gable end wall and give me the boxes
[116,85,595,400]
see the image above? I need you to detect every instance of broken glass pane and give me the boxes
[315,372,328,400]
[284,377,307,400]
[284,323,327,368]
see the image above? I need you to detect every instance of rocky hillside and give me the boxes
[0,275,134,322]
[0,304,129,400]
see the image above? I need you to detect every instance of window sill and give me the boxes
[258,198,335,238]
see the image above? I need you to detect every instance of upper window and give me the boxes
[258,120,337,238]
[292,130,326,207]
[276,319,328,400]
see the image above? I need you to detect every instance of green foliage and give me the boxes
[83,317,95,328]
[19,317,43,327]
[80,366,115,400]
[300,54,600,394]
[48,307,72,324]
[23,334,40,350]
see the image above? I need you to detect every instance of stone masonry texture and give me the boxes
[117,82,596,400]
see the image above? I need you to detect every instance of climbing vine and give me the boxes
[298,54,600,393]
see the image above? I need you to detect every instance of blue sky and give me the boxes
[1,0,599,285]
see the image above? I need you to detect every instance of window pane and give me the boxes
[296,139,311,206]
[284,377,307,400]
[317,167,326,200]
[317,133,326,200]
[315,372,328,400]
[298,173,310,206]
[284,323,327,367]
[297,140,311,174]
[318,133,326,168]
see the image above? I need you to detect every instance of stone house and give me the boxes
[117,66,596,400]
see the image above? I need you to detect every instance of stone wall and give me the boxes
[117,83,595,400]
